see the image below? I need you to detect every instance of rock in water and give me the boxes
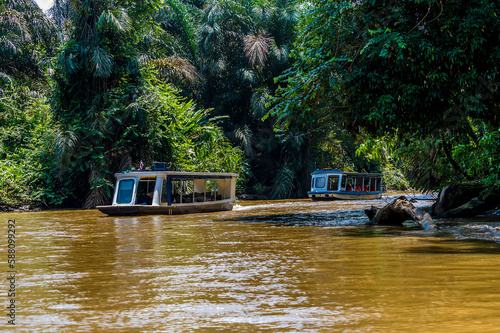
[430,183,485,216]
[367,196,437,231]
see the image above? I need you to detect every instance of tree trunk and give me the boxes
[440,133,473,181]
[365,196,437,231]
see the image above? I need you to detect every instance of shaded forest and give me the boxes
[1,0,499,209]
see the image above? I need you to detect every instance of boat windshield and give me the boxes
[315,177,326,188]
[116,179,135,204]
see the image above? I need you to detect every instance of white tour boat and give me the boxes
[97,163,238,216]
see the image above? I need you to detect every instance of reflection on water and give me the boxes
[3,195,500,332]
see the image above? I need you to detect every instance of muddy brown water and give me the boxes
[2,194,500,332]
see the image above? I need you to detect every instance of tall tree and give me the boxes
[52,0,162,207]
[148,0,203,93]
[198,0,301,197]
[52,0,244,208]
[272,0,500,189]
[0,0,58,86]
[0,1,64,208]
[0,84,65,208]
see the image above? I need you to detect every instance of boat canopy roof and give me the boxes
[311,169,382,177]
[115,170,239,179]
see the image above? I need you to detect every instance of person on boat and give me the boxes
[136,193,153,205]
[347,185,353,191]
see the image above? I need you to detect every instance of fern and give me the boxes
[271,162,295,199]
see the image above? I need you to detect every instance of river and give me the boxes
[2,194,500,332]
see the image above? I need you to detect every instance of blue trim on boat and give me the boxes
[310,169,382,177]
[307,190,383,195]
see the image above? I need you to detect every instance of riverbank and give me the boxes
[0,204,41,213]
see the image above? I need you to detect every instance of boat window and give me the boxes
[165,177,229,204]
[327,175,340,191]
[161,179,169,203]
[136,178,156,205]
[363,178,370,192]
[171,179,195,203]
[345,178,354,191]
[315,177,326,188]
[341,176,346,190]
[354,177,363,191]
[206,180,221,201]
[116,179,135,204]
[369,178,376,191]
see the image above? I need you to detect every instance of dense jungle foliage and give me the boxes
[1,0,499,209]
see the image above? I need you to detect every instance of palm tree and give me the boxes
[198,0,300,197]
[0,0,58,85]
[47,0,75,40]
[140,0,204,98]
[52,0,166,208]
[52,0,244,208]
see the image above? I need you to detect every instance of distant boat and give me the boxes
[307,169,383,200]
[97,163,238,216]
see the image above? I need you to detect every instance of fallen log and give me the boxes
[365,196,437,231]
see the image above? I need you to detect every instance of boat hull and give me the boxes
[308,191,382,200]
[97,199,235,216]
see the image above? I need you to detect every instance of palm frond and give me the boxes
[205,3,224,26]
[126,59,140,75]
[148,56,201,84]
[55,129,79,167]
[270,44,290,64]
[84,165,111,209]
[252,5,275,22]
[231,125,253,156]
[91,46,113,78]
[118,154,132,171]
[255,128,277,153]
[0,8,24,38]
[271,162,295,199]
[251,88,270,118]
[243,30,274,67]
[97,9,131,33]
[277,8,297,23]
[162,0,201,59]
[0,38,21,56]
[0,72,13,86]
[205,59,226,75]
[199,23,222,54]
[48,0,75,37]
[84,185,110,209]
[57,50,79,75]
[281,130,306,151]
[238,68,257,85]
